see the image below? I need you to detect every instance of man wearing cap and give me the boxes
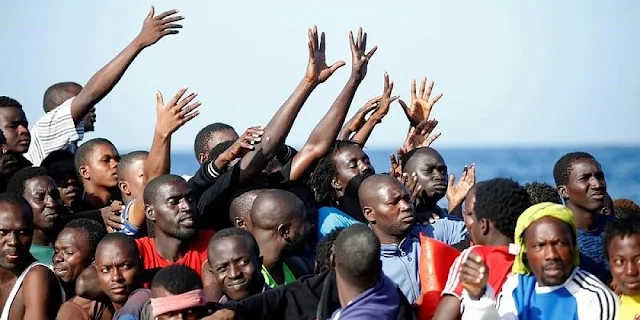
[458,202,618,320]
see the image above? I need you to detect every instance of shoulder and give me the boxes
[57,299,91,320]
[23,263,57,286]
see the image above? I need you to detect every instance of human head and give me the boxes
[150,264,206,320]
[117,151,148,202]
[334,224,381,290]
[360,174,414,241]
[193,123,238,164]
[53,218,106,283]
[41,150,82,207]
[229,189,261,229]
[308,141,374,205]
[75,138,120,189]
[0,130,21,182]
[0,96,30,153]
[144,175,197,241]
[7,167,64,233]
[207,140,235,167]
[465,178,531,245]
[401,147,448,202]
[613,198,640,219]
[553,152,607,213]
[0,193,33,270]
[604,215,640,296]
[95,233,141,306]
[207,228,263,301]
[524,181,562,205]
[315,227,344,274]
[512,203,579,286]
[42,82,95,132]
[249,189,309,254]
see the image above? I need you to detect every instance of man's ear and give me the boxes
[363,206,375,223]
[329,251,336,269]
[145,204,156,222]
[331,177,342,191]
[557,185,568,200]
[277,223,291,240]
[198,152,208,164]
[481,218,490,236]
[118,181,130,197]
[234,217,246,229]
[78,166,90,180]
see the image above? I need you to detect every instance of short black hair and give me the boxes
[74,138,116,173]
[193,123,235,159]
[143,174,185,206]
[474,178,531,241]
[333,224,380,287]
[208,227,260,258]
[42,82,82,112]
[7,166,50,196]
[315,227,344,274]
[553,152,596,186]
[207,141,234,164]
[96,233,140,261]
[603,214,640,259]
[524,181,562,205]
[63,218,107,255]
[0,96,23,109]
[117,151,149,182]
[0,192,31,213]
[613,199,640,219]
[308,140,362,204]
[41,150,75,169]
[151,264,203,294]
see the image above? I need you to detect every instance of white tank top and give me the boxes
[0,261,65,320]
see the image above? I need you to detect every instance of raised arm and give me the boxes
[289,28,377,181]
[238,25,345,182]
[70,7,183,123]
[338,96,380,140]
[350,72,398,145]
[398,76,443,127]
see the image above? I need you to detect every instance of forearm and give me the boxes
[144,130,172,184]
[350,116,379,146]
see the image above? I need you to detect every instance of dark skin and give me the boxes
[53,227,93,298]
[50,167,83,208]
[607,234,640,296]
[22,175,65,247]
[0,202,63,319]
[95,240,141,311]
[558,158,607,231]
[207,236,264,301]
[0,107,30,154]
[0,131,20,183]
[151,286,202,320]
[289,27,376,181]
[331,144,374,199]
[403,149,448,217]
[78,143,120,208]
[360,175,415,245]
[198,129,239,164]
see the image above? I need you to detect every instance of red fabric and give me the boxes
[442,245,515,300]
[135,230,214,287]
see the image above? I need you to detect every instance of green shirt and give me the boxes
[30,244,54,265]
[261,263,295,288]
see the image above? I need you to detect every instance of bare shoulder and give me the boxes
[23,265,57,287]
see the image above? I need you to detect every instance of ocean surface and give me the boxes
[160,146,640,204]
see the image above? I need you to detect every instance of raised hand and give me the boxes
[155,87,201,137]
[398,77,444,127]
[345,97,380,133]
[216,126,264,165]
[399,172,422,202]
[134,6,183,48]
[459,253,489,300]
[447,164,476,211]
[305,26,346,85]
[101,200,124,232]
[370,72,399,123]
[403,119,441,152]
[349,28,378,81]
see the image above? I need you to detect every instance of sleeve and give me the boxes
[442,247,477,299]
[582,286,619,320]
[460,275,519,320]
[234,285,289,320]
[26,98,84,165]
[196,164,239,216]
[431,219,469,245]
[112,289,152,320]
[317,207,361,238]
[187,160,226,201]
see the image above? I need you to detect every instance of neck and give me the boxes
[32,228,52,246]
[482,234,512,247]
[566,201,598,230]
[336,272,377,308]
[154,232,189,262]
[83,184,112,208]
[416,195,439,213]
[374,228,407,245]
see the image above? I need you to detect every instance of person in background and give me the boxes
[228,189,261,229]
[0,130,24,192]
[41,150,84,211]
[554,151,613,283]
[0,96,33,170]
[612,198,640,219]
[74,138,121,211]
[459,202,618,320]
[7,166,65,265]
[116,151,149,236]
[603,214,640,319]
[315,227,345,274]
[524,181,562,204]
[193,123,239,164]
[434,178,531,320]
[26,6,183,165]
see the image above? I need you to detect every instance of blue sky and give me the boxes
[2,1,639,151]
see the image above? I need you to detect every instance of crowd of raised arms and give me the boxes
[1,6,639,320]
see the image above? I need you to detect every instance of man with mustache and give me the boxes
[459,202,618,320]
[604,215,640,319]
[554,152,613,283]
[0,193,64,319]
[7,166,65,265]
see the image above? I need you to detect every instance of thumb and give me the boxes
[329,61,346,73]
[398,99,410,116]
[147,6,155,20]
[156,90,164,108]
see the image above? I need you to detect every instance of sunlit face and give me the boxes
[53,228,92,283]
[0,107,30,153]
[524,217,575,286]
[364,180,415,239]
[80,143,120,188]
[208,236,262,301]
[0,202,33,270]
[95,240,140,305]
[149,180,197,240]
[563,158,607,212]
[608,234,640,296]
[22,176,64,232]
[332,144,374,194]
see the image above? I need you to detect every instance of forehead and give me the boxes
[609,234,640,254]
[56,228,88,246]
[410,150,445,167]
[0,107,26,122]
[525,217,573,240]
[0,203,30,226]
[568,158,601,176]
[332,145,367,162]
[207,130,238,148]
[123,158,146,175]
[96,241,136,263]
[210,236,253,261]
[376,180,407,199]
[156,181,189,199]
[89,143,119,158]
[25,175,56,190]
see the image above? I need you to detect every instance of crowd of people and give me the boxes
[1,6,639,320]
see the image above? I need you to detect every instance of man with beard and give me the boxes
[459,202,618,320]
[248,189,312,287]
[0,97,33,170]
[7,166,65,265]
[554,152,613,283]
[0,193,64,319]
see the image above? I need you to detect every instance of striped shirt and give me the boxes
[25,98,84,166]
[461,267,618,320]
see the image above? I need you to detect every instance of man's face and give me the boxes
[53,228,92,283]
[607,234,640,296]
[406,151,448,201]
[463,189,483,245]
[332,145,374,194]
[80,143,120,188]
[524,217,575,286]
[208,236,262,301]
[0,202,33,270]
[365,180,415,238]
[22,176,64,232]
[199,129,239,164]
[95,240,140,305]
[149,180,197,241]
[0,107,30,153]
[563,158,607,212]
[51,169,82,207]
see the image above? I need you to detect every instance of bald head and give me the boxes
[250,189,306,230]
[358,174,406,209]
[359,174,415,239]
[401,147,443,172]
[334,224,381,288]
[230,189,262,227]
